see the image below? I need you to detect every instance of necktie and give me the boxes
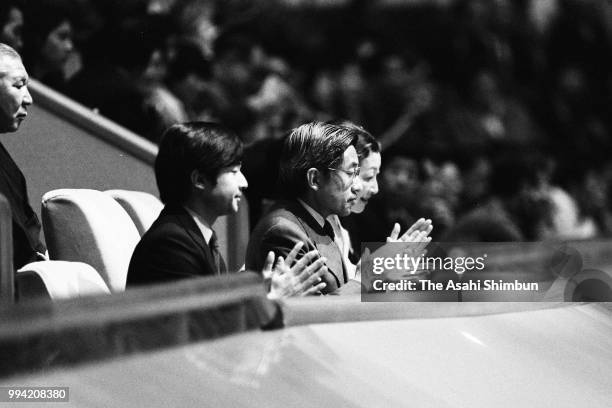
[209,231,226,274]
[323,220,336,241]
[323,219,348,283]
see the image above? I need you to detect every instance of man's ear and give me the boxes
[306,168,321,191]
[191,170,207,190]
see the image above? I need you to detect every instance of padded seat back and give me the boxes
[42,189,141,292]
[17,261,110,300]
[105,189,163,236]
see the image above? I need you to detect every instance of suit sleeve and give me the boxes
[248,223,312,273]
[249,222,346,294]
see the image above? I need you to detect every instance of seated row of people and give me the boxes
[0,42,431,298]
[127,120,432,295]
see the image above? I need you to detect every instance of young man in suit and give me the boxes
[127,122,326,297]
[246,122,363,294]
[0,43,46,271]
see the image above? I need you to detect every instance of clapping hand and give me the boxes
[354,219,433,283]
[264,242,328,299]
[387,218,433,257]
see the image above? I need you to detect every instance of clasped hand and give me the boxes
[356,218,433,282]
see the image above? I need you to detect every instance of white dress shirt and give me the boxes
[184,206,214,245]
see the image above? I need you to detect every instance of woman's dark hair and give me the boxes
[155,121,243,205]
[329,120,380,160]
[351,124,380,161]
[21,0,73,64]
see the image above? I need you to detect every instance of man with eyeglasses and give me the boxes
[246,122,363,294]
[128,121,328,299]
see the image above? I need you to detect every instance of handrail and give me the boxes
[28,80,158,165]
[0,272,273,340]
[0,193,13,304]
[0,272,279,378]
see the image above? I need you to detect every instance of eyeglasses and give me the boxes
[327,166,361,183]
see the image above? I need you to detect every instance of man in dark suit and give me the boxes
[128,122,326,297]
[127,122,242,285]
[246,122,363,294]
[0,43,46,271]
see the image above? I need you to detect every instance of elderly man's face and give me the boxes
[0,55,32,132]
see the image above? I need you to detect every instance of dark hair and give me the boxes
[348,123,380,160]
[489,150,545,198]
[21,0,73,63]
[278,122,358,198]
[166,40,211,83]
[155,121,243,205]
[0,2,19,28]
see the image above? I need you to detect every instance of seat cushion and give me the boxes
[105,190,163,236]
[42,189,141,292]
[17,261,110,300]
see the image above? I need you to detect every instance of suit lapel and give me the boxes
[287,201,345,286]
[162,205,220,275]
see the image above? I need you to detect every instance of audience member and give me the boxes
[164,40,214,121]
[128,122,245,284]
[11,0,612,244]
[169,0,217,59]
[246,122,364,294]
[21,0,75,90]
[0,43,46,270]
[455,155,491,216]
[418,159,460,237]
[443,149,553,242]
[330,123,432,277]
[0,2,23,52]
[552,161,612,238]
[127,122,326,297]
[344,147,424,246]
[67,16,184,142]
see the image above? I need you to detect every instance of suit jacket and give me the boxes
[0,142,46,270]
[127,205,227,286]
[246,200,347,294]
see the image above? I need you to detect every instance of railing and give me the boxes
[0,271,278,378]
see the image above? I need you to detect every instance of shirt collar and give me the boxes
[184,206,214,244]
[297,198,326,228]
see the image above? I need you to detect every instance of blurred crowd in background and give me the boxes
[2,0,612,242]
